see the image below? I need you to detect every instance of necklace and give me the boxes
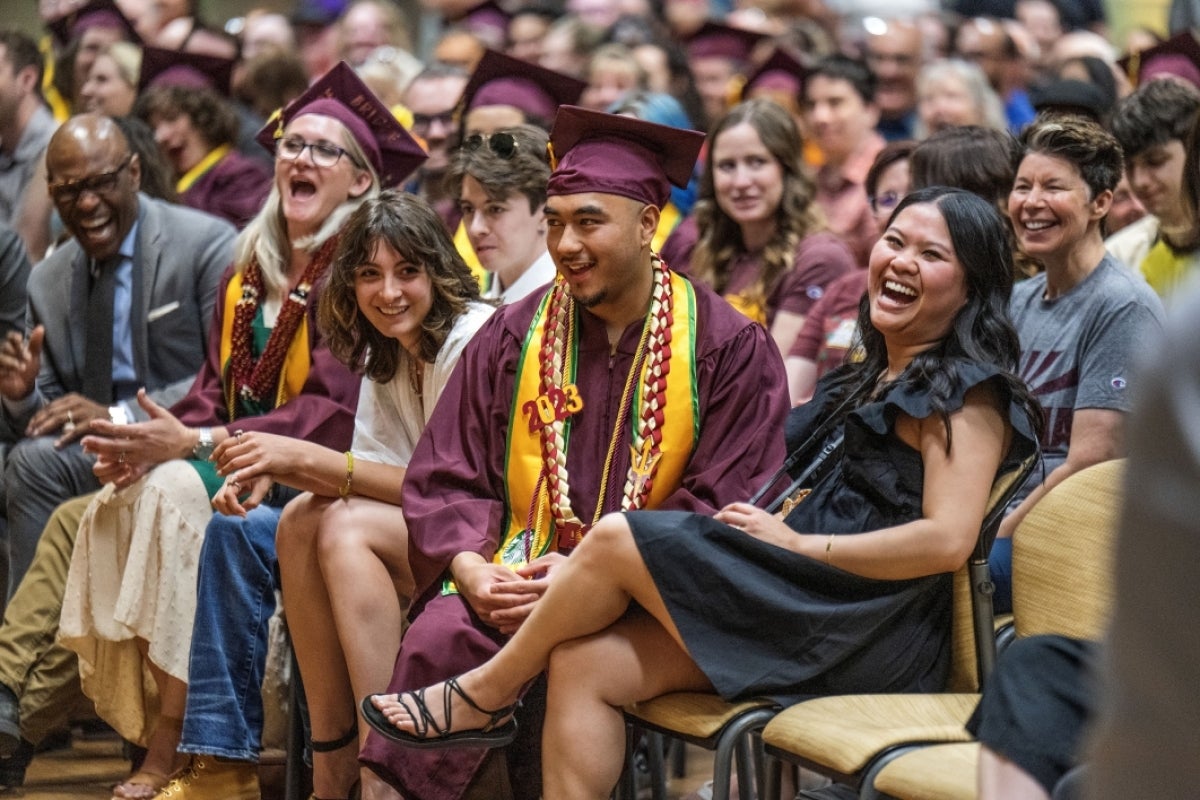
[408,355,425,412]
[528,256,675,550]
[227,234,340,419]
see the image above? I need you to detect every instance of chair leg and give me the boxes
[763,753,782,800]
[646,732,668,800]
[734,734,756,800]
[283,644,307,800]
[615,724,637,800]
[711,709,778,800]
[671,738,688,779]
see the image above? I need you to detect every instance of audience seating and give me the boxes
[863,458,1122,799]
[614,453,1035,800]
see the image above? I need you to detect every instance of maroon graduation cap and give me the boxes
[254,62,428,188]
[546,105,705,208]
[138,46,234,95]
[461,49,587,125]
[47,0,141,46]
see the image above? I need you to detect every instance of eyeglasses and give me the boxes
[870,190,903,215]
[463,132,518,160]
[276,136,358,169]
[411,110,456,134]
[48,155,133,206]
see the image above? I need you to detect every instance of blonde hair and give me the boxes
[235,116,381,298]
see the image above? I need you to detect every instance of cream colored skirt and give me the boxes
[59,459,212,746]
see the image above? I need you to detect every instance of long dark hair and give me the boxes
[829,186,1043,448]
[318,190,483,382]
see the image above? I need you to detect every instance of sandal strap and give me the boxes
[309,722,358,753]
[446,677,517,733]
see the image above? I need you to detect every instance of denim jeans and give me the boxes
[179,504,283,762]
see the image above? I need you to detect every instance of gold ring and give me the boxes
[118,451,127,464]
[67,410,74,425]
[235,429,244,444]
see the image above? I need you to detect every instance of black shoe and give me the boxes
[0,683,19,758]
[0,738,33,789]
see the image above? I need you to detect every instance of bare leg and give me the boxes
[317,497,412,800]
[369,513,696,736]
[543,611,711,800]
[112,648,188,798]
[977,746,1050,800]
[279,494,411,800]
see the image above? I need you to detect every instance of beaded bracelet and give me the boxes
[339,451,354,498]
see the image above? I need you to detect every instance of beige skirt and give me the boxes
[58,459,213,746]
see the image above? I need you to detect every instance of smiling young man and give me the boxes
[1107,78,1200,298]
[359,106,790,800]
[804,54,885,266]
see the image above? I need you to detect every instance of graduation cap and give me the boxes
[138,46,234,95]
[546,105,705,208]
[46,0,141,46]
[741,47,806,100]
[291,0,348,27]
[685,21,767,64]
[449,0,511,49]
[254,61,427,188]
[461,49,586,124]
[1028,78,1112,121]
[1119,30,1200,90]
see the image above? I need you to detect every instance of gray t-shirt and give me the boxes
[1007,253,1164,504]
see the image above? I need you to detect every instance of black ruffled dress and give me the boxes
[626,360,1038,704]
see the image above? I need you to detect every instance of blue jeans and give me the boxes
[989,536,1014,615]
[180,505,283,762]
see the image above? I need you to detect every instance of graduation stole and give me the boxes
[218,266,317,421]
[724,293,765,326]
[497,258,700,568]
[177,145,232,195]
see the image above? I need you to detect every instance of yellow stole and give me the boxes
[652,201,683,254]
[453,220,491,294]
[219,272,314,417]
[496,271,700,568]
[177,145,232,195]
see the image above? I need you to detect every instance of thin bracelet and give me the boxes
[825,533,835,565]
[339,451,354,498]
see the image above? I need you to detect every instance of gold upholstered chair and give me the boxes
[614,453,1036,800]
[864,458,1123,800]
[761,458,1123,800]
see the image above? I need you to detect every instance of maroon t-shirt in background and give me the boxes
[788,269,867,377]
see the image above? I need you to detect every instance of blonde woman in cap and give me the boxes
[58,63,424,800]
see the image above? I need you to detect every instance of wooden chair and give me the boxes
[866,459,1123,800]
[615,453,1035,800]
[756,453,1045,799]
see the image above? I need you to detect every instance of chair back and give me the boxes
[1012,459,1124,640]
[946,452,1039,692]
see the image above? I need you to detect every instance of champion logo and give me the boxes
[1111,377,1127,390]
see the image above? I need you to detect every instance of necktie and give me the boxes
[82,258,117,404]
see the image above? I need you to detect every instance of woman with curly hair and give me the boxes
[205,191,492,800]
[661,99,855,355]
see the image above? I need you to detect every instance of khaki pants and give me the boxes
[0,494,95,745]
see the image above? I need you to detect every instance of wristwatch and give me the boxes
[192,427,215,461]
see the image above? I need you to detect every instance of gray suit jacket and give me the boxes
[5,194,235,433]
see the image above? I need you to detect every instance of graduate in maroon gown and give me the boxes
[134,47,271,229]
[359,107,790,799]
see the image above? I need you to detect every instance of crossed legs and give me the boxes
[368,512,712,799]
[277,493,412,800]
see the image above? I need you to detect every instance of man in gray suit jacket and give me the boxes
[0,114,234,597]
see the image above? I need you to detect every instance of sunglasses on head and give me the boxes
[463,132,518,160]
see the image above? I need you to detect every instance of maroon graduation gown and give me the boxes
[180,151,273,231]
[359,275,789,800]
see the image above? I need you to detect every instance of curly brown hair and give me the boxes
[318,190,484,382]
[690,99,824,313]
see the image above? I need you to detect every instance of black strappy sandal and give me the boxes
[360,676,518,750]
[308,725,360,800]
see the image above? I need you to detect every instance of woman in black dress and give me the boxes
[363,186,1042,798]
